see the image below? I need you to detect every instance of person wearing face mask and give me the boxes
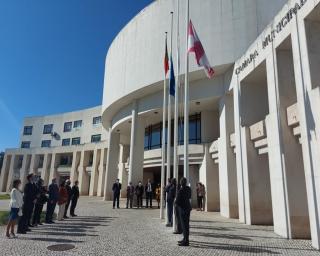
[45,178,59,224]
[135,181,144,209]
[112,178,122,209]
[17,174,36,234]
[6,179,23,238]
[145,179,153,209]
[70,181,80,217]
[126,181,135,209]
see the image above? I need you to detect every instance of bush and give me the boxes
[0,194,10,200]
[0,210,57,225]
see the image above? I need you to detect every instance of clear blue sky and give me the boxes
[0,0,152,151]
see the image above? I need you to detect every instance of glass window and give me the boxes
[93,116,101,125]
[144,128,150,150]
[38,155,44,168]
[73,120,82,128]
[43,124,53,134]
[23,126,33,135]
[63,122,72,132]
[150,124,161,149]
[91,134,101,143]
[21,141,30,148]
[72,137,81,145]
[62,138,70,146]
[41,140,51,148]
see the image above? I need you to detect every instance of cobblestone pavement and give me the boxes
[0,197,320,255]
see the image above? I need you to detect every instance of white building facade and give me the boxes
[1,0,320,250]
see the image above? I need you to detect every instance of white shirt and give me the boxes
[9,188,23,209]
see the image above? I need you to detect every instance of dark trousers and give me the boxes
[32,203,44,225]
[45,201,56,222]
[167,201,174,224]
[197,196,203,209]
[137,195,143,208]
[18,203,33,232]
[113,193,120,208]
[174,204,182,233]
[146,192,152,208]
[126,195,133,208]
[178,207,190,242]
[70,198,78,215]
[64,199,71,217]
[28,203,35,226]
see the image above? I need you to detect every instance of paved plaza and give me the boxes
[0,197,319,255]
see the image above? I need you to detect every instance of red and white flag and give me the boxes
[188,20,214,78]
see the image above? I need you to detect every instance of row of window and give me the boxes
[23,116,102,136]
[20,134,101,148]
[144,113,202,150]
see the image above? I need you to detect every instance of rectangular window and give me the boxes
[23,126,33,135]
[43,124,53,134]
[21,141,30,148]
[91,134,101,143]
[41,140,51,148]
[62,138,70,146]
[73,120,82,128]
[71,137,81,145]
[63,122,72,132]
[92,116,101,125]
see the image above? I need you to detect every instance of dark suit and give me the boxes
[64,184,72,217]
[135,185,144,208]
[70,185,80,215]
[112,182,121,208]
[32,184,47,225]
[45,183,59,222]
[145,182,153,208]
[166,184,176,225]
[18,182,36,232]
[175,185,192,243]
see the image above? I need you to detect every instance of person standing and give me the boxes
[6,179,23,238]
[135,181,144,209]
[32,178,47,226]
[112,179,121,209]
[17,174,36,234]
[57,181,68,221]
[64,180,72,218]
[155,184,161,209]
[196,182,205,211]
[166,178,177,227]
[145,179,153,208]
[70,181,80,217]
[175,177,192,246]
[45,178,59,224]
[126,182,135,209]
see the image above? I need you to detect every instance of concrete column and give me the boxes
[189,165,199,208]
[49,153,59,183]
[89,148,100,196]
[97,148,107,197]
[0,154,11,192]
[199,144,219,211]
[119,144,130,198]
[41,153,51,186]
[70,151,80,184]
[29,154,40,175]
[292,17,320,249]
[78,150,90,195]
[103,128,120,200]
[6,155,19,192]
[219,95,238,218]
[21,154,31,188]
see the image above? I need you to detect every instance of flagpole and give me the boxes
[173,0,180,233]
[160,33,168,220]
[166,11,173,225]
[184,0,189,182]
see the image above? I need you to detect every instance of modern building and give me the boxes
[1,0,320,250]
[0,152,4,173]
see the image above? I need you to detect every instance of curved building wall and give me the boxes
[102,0,287,126]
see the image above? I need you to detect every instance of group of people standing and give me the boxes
[5,173,80,239]
[112,178,161,209]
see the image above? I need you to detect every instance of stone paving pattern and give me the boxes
[0,197,319,255]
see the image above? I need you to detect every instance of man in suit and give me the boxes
[70,181,80,216]
[32,178,47,226]
[45,178,59,224]
[145,179,153,208]
[135,181,144,209]
[112,179,121,209]
[17,174,36,234]
[64,180,72,218]
[175,177,192,246]
[126,182,135,209]
[166,178,177,227]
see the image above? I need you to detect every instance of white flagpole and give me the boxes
[166,11,173,225]
[160,33,168,220]
[184,0,190,181]
[173,0,180,233]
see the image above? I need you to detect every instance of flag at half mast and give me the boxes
[188,20,214,78]
[169,56,175,96]
[164,36,169,76]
